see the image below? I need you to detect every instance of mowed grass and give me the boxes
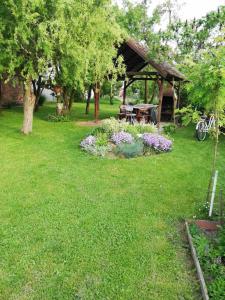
[1,101,225,299]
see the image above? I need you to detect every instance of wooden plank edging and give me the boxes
[185,221,209,300]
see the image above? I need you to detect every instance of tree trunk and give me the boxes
[94,83,100,122]
[110,84,114,105]
[33,76,43,112]
[21,78,36,135]
[85,85,92,114]
[68,90,75,111]
[62,88,69,115]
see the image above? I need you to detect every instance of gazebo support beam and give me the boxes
[157,79,164,128]
[122,80,126,105]
[144,79,148,103]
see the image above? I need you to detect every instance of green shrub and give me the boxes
[190,224,225,300]
[124,124,139,136]
[38,95,47,106]
[47,114,70,122]
[163,124,176,134]
[115,141,144,158]
[100,118,157,138]
[95,132,108,147]
[101,118,125,137]
[209,278,225,300]
[175,105,201,126]
[133,122,157,134]
[91,127,106,136]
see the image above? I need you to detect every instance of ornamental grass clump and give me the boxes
[111,131,133,145]
[115,141,144,158]
[142,133,172,152]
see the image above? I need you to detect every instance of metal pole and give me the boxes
[209,170,218,217]
[219,189,224,223]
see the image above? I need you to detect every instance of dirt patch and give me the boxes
[76,120,103,127]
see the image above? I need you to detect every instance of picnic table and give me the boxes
[118,104,158,124]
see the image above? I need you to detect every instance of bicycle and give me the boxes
[196,114,215,141]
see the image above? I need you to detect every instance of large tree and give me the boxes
[0,0,58,134]
[0,0,124,133]
[55,0,124,114]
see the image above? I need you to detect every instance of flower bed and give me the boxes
[186,221,225,300]
[80,118,173,158]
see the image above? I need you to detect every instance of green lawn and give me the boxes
[1,101,225,299]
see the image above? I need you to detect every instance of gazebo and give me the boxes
[92,38,186,125]
[116,39,186,124]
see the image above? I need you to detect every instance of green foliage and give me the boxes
[52,0,125,93]
[132,122,157,134]
[115,141,144,158]
[163,124,176,134]
[47,113,70,122]
[99,118,157,138]
[85,144,112,157]
[181,39,225,111]
[101,118,126,137]
[175,105,201,126]
[191,224,225,300]
[124,124,139,136]
[115,0,173,61]
[0,0,56,80]
[95,132,108,147]
[171,6,225,59]
[91,126,106,136]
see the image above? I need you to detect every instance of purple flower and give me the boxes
[142,133,172,152]
[80,135,96,148]
[111,131,133,145]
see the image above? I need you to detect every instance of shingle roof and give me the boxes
[118,39,186,81]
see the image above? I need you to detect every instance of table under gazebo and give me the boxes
[118,103,158,124]
[87,38,186,126]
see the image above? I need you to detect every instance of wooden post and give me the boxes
[177,81,181,109]
[150,81,156,103]
[172,79,177,124]
[94,83,100,122]
[157,79,164,128]
[122,81,126,105]
[144,79,148,103]
[173,94,177,124]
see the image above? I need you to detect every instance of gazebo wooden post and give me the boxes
[122,80,126,105]
[144,79,148,103]
[172,78,177,124]
[94,82,100,122]
[157,79,164,129]
[177,81,181,109]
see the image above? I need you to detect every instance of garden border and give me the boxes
[185,221,209,300]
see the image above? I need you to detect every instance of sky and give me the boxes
[114,0,225,21]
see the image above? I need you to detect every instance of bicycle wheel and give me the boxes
[196,121,207,141]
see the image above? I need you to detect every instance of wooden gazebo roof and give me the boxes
[117,39,185,82]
